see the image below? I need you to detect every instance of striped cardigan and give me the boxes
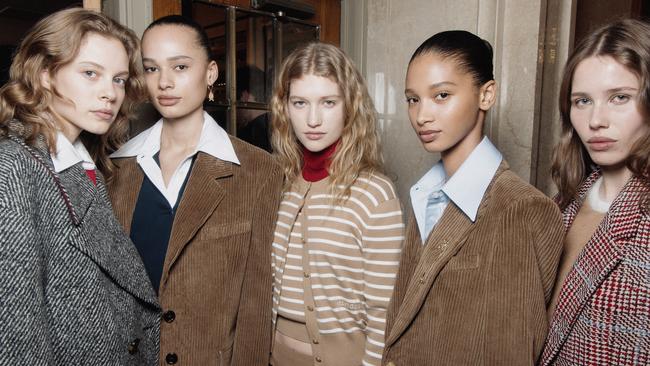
[271,173,404,366]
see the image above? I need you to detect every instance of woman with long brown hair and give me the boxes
[541,18,650,365]
[269,42,404,366]
[0,8,158,365]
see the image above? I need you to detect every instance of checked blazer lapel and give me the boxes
[385,202,475,347]
[160,152,232,288]
[541,171,645,365]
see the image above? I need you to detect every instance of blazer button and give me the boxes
[163,310,176,323]
[165,353,178,364]
[127,338,139,355]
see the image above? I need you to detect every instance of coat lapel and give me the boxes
[386,162,507,347]
[160,152,232,288]
[542,172,645,364]
[385,202,474,347]
[108,157,144,236]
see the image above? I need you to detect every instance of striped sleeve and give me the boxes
[359,177,404,366]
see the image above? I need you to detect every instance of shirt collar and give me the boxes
[442,136,502,221]
[51,131,96,173]
[410,161,448,237]
[110,111,240,165]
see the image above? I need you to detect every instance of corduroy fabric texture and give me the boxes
[0,135,160,365]
[383,161,565,366]
[540,171,650,366]
[109,137,283,366]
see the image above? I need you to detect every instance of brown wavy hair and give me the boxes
[0,7,146,178]
[271,42,383,198]
[552,18,650,208]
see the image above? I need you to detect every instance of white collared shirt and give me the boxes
[410,136,502,243]
[51,132,96,173]
[111,111,239,208]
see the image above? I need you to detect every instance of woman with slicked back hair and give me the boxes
[270,42,404,366]
[108,15,283,366]
[382,30,564,365]
[541,18,650,366]
[0,7,159,365]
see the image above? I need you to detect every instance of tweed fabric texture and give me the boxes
[540,171,650,366]
[0,136,160,366]
[109,137,283,366]
[383,162,565,366]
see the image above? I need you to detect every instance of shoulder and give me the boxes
[353,171,400,206]
[0,138,50,206]
[230,136,281,177]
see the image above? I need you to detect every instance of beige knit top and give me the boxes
[272,173,404,366]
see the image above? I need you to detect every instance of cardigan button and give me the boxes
[307,305,314,311]
[312,338,319,344]
[165,353,178,364]
[315,356,322,362]
[163,310,176,323]
[303,272,310,278]
[387,362,396,366]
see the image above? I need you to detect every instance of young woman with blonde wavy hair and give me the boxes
[0,8,159,365]
[269,42,404,366]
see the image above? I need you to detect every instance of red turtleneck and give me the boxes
[302,142,337,182]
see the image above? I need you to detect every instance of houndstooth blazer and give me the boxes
[540,170,650,366]
[0,135,160,365]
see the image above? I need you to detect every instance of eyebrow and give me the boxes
[288,94,341,99]
[143,55,194,63]
[571,86,638,97]
[78,61,128,77]
[404,81,457,94]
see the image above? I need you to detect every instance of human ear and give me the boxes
[40,69,52,90]
[206,60,218,86]
[479,80,497,111]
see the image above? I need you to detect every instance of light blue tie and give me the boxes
[424,190,447,240]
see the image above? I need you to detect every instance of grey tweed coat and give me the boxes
[0,135,160,365]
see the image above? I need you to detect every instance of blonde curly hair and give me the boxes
[271,42,383,199]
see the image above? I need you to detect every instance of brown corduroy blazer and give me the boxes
[108,138,282,366]
[382,162,565,366]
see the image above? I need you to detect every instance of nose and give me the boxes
[414,99,434,126]
[100,79,117,102]
[306,105,322,128]
[158,69,173,90]
[588,102,609,130]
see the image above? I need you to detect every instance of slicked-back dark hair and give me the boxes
[410,30,494,86]
[144,15,213,60]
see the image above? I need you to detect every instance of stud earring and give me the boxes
[208,84,214,102]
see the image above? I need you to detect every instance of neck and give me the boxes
[302,142,338,182]
[599,164,632,202]
[441,127,484,177]
[160,108,204,151]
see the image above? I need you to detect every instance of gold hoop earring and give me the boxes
[208,84,214,102]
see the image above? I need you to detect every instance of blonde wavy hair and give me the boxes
[0,7,146,179]
[552,19,650,208]
[271,42,383,198]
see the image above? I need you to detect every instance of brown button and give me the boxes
[312,339,319,344]
[163,310,176,323]
[303,272,310,278]
[307,305,314,311]
[165,353,178,364]
[315,356,322,362]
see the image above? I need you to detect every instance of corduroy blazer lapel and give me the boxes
[542,172,645,364]
[160,152,232,288]
[385,194,475,347]
[109,157,144,236]
[386,162,509,348]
